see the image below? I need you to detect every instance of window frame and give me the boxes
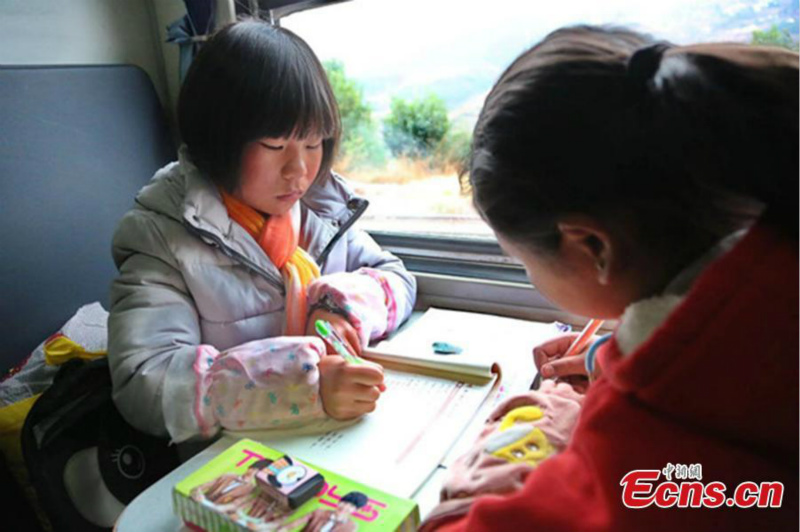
[245,0,352,22]
[369,231,587,325]
[369,231,529,284]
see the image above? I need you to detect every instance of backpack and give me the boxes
[21,357,179,531]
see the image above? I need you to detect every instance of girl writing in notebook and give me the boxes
[423,25,798,531]
[108,20,415,444]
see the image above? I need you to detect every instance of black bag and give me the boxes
[21,357,179,532]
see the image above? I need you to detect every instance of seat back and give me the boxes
[0,65,175,372]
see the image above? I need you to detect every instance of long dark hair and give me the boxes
[466,26,798,260]
[178,19,341,192]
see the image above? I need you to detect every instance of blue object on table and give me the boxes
[432,341,462,355]
[553,321,572,333]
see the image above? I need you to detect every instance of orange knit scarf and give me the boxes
[220,190,320,336]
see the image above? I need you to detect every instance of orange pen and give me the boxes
[562,318,605,359]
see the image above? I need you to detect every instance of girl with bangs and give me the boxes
[108,20,415,444]
[422,25,797,532]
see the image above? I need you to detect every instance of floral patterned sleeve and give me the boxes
[192,336,328,438]
[307,267,401,347]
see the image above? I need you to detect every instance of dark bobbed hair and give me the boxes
[178,19,341,192]
[466,26,798,258]
[340,491,368,508]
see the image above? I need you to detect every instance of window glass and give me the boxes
[283,0,798,238]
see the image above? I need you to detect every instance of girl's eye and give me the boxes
[260,142,284,151]
[306,142,323,150]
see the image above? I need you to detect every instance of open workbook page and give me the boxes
[240,370,496,497]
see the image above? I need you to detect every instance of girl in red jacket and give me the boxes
[422,26,798,531]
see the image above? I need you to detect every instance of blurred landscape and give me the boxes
[285,0,798,237]
[357,0,798,124]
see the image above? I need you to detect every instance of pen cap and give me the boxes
[315,319,331,338]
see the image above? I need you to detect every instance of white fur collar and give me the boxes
[616,294,684,355]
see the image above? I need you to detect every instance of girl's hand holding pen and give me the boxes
[533,335,592,394]
[534,319,604,388]
[533,334,592,380]
[313,316,386,420]
[318,355,385,420]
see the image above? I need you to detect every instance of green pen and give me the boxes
[315,319,362,364]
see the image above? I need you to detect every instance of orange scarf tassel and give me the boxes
[220,189,320,335]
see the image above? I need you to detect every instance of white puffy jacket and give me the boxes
[108,149,415,442]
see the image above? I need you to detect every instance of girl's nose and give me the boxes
[282,150,306,180]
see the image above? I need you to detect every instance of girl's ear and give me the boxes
[556,217,616,285]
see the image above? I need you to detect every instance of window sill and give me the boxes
[372,231,529,284]
[413,271,584,326]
